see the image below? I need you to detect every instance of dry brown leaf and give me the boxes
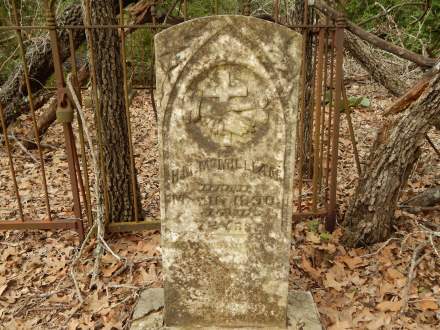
[85,291,109,313]
[101,253,117,265]
[417,299,439,311]
[376,299,402,312]
[67,318,80,330]
[306,232,321,244]
[339,255,365,270]
[324,272,343,291]
[48,294,71,304]
[366,312,390,329]
[386,268,405,281]
[102,263,121,278]
[328,320,351,330]
[0,284,7,296]
[301,255,321,281]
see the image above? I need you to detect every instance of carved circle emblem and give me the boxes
[183,65,271,152]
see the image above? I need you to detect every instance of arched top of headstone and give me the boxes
[155,16,302,138]
[156,14,301,37]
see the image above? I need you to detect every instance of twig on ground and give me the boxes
[425,133,440,158]
[9,131,38,163]
[6,134,57,150]
[401,243,427,313]
[360,237,401,258]
[399,204,440,212]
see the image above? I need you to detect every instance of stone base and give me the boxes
[130,289,322,330]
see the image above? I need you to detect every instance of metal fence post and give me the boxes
[42,0,84,239]
[326,14,345,232]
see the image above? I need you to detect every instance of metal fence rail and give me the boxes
[0,0,345,239]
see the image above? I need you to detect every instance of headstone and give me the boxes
[155,16,302,328]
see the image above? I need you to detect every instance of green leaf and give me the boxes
[348,96,362,107]
[359,97,370,108]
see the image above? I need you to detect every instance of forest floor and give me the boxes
[0,56,439,330]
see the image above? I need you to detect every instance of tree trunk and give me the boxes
[294,0,314,177]
[345,31,409,96]
[343,71,440,247]
[86,0,142,222]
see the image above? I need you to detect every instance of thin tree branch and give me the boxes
[314,0,438,68]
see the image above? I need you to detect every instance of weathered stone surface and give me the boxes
[130,289,322,330]
[132,288,164,320]
[287,291,322,330]
[155,15,302,328]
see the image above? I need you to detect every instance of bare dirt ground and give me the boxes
[0,57,439,329]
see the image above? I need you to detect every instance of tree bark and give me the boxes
[384,72,434,115]
[86,0,142,222]
[345,31,409,96]
[294,0,314,177]
[343,71,440,247]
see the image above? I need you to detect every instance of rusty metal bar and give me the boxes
[42,0,84,237]
[306,24,318,205]
[11,0,52,221]
[325,29,335,204]
[107,219,161,232]
[183,0,188,20]
[342,82,362,177]
[0,24,336,32]
[0,24,172,30]
[0,218,83,231]
[150,29,158,123]
[319,25,329,202]
[72,138,88,228]
[67,29,93,228]
[273,0,280,23]
[326,15,345,232]
[119,0,140,222]
[312,28,325,212]
[0,103,24,222]
[296,0,310,212]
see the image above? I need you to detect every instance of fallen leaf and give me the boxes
[306,231,321,244]
[386,268,405,280]
[324,272,343,291]
[0,284,7,296]
[417,299,439,311]
[376,300,402,312]
[301,255,321,281]
[328,320,351,330]
[340,255,365,270]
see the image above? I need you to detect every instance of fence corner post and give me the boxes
[326,13,346,232]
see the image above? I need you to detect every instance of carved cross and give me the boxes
[203,70,248,103]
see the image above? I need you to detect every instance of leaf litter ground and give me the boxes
[0,58,439,329]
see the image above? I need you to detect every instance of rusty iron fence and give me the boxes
[293,2,346,232]
[0,0,346,239]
